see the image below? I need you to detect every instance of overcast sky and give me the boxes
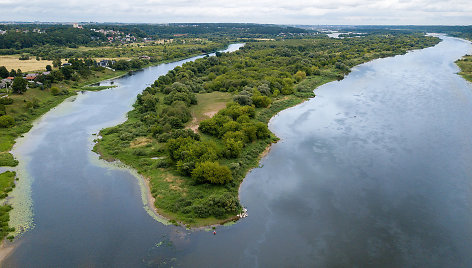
[0,0,471,25]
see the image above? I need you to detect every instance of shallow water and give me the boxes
[5,36,472,267]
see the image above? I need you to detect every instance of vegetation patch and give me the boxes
[456,55,472,82]
[0,171,16,240]
[0,152,18,167]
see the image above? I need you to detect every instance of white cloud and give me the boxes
[0,0,471,25]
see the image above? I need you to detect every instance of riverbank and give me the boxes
[0,241,16,264]
[456,54,472,82]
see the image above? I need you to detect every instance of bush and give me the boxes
[19,54,29,60]
[0,115,14,128]
[233,94,252,106]
[50,86,60,96]
[0,153,18,166]
[191,161,233,184]
[252,95,272,108]
[0,98,13,105]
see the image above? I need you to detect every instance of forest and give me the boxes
[94,32,440,225]
[0,23,309,57]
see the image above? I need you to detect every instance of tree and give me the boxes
[19,54,29,60]
[12,77,27,94]
[46,65,52,71]
[9,69,16,77]
[52,58,62,68]
[0,66,8,78]
[294,70,306,82]
[191,161,233,184]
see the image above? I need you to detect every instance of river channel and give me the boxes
[4,36,472,267]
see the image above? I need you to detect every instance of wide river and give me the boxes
[4,36,472,267]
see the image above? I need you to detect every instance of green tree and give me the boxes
[0,66,8,78]
[52,58,62,68]
[12,77,27,94]
[46,65,52,71]
[191,161,233,184]
[294,70,306,82]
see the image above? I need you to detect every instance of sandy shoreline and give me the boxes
[0,240,19,265]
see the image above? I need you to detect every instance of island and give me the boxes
[94,32,440,227]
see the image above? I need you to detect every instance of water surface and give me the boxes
[5,36,472,267]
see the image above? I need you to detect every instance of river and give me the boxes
[4,36,472,267]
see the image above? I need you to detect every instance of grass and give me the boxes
[0,55,53,72]
[0,153,18,167]
[187,91,233,131]
[0,171,16,198]
[0,171,16,240]
[456,55,472,82]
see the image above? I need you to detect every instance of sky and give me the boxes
[0,0,471,25]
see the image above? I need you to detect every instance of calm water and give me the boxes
[5,36,472,267]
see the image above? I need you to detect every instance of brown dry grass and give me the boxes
[0,55,53,72]
[129,137,152,148]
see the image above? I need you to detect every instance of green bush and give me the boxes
[0,98,13,105]
[50,86,60,96]
[191,161,233,184]
[0,115,14,128]
[252,95,272,108]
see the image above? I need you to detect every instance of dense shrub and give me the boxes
[0,115,14,128]
[191,161,233,184]
[0,98,13,105]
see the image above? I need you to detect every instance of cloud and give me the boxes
[0,0,471,25]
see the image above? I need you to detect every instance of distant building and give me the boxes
[98,60,109,67]
[98,60,115,67]
[139,55,151,60]
[62,63,72,67]
[25,73,38,80]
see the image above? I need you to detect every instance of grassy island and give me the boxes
[94,33,440,226]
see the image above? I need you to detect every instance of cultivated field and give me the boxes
[0,55,53,72]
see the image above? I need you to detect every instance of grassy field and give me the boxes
[0,55,53,72]
[187,92,233,131]
[456,55,472,82]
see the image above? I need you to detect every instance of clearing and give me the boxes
[187,91,233,132]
